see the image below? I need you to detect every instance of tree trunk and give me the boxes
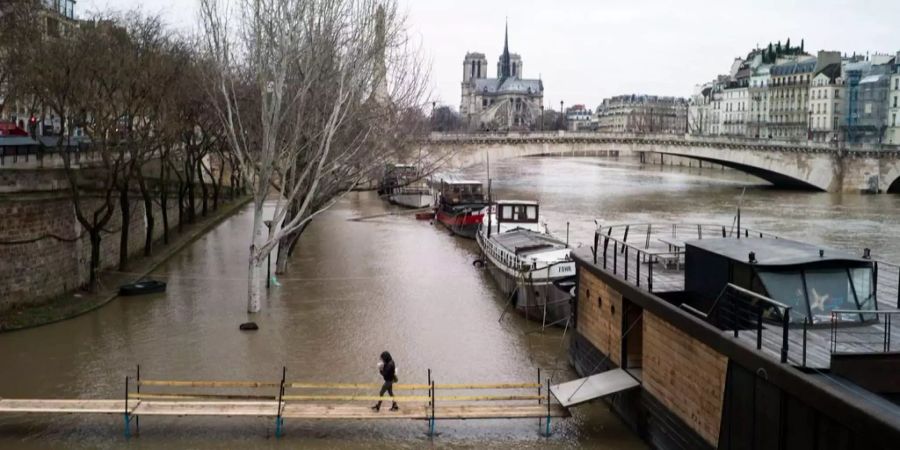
[247,207,267,313]
[177,181,186,232]
[118,187,130,270]
[197,158,208,217]
[160,162,170,245]
[139,175,154,257]
[88,230,102,292]
[275,218,308,274]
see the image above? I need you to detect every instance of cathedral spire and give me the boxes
[501,19,511,79]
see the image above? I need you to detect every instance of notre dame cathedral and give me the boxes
[459,23,544,131]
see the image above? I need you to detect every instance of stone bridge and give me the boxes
[423,132,900,193]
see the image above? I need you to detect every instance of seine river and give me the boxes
[0,156,897,448]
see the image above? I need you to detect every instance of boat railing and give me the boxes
[830,309,899,354]
[589,223,784,292]
[699,283,795,364]
[594,222,781,249]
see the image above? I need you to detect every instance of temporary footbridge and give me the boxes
[0,366,640,439]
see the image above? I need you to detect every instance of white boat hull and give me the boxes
[476,229,574,327]
[389,193,432,209]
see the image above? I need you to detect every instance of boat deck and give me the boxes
[582,223,900,371]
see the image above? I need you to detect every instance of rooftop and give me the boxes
[685,237,867,267]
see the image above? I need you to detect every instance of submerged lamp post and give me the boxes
[264,220,273,289]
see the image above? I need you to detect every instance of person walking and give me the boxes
[371,351,399,412]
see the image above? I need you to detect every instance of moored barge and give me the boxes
[378,164,432,208]
[476,200,575,327]
[432,178,487,239]
[564,223,900,449]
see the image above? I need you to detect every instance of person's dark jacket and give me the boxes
[379,351,397,382]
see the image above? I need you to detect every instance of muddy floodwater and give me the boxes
[1,156,898,448]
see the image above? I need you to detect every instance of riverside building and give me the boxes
[595,95,687,134]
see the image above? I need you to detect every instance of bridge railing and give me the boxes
[427,131,900,154]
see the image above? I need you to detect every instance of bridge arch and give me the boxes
[651,153,826,191]
[888,175,900,194]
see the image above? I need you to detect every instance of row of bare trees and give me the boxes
[2,0,437,313]
[1,2,247,291]
[199,0,437,313]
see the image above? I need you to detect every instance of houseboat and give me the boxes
[377,164,432,208]
[432,178,487,239]
[476,200,575,327]
[556,223,900,449]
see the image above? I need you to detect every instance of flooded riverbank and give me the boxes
[1,155,897,448]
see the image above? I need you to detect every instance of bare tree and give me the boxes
[200,0,430,313]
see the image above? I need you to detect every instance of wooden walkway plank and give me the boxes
[0,399,567,421]
[0,399,127,414]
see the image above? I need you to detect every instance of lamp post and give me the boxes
[264,220,272,289]
[559,100,564,130]
[540,104,544,131]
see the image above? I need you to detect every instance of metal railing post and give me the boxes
[830,313,837,353]
[544,377,552,437]
[624,247,629,281]
[276,366,286,438]
[636,250,641,287]
[648,256,653,292]
[756,307,763,350]
[781,308,790,363]
[802,318,808,367]
[593,232,599,264]
[602,237,609,269]
[613,242,618,275]
[124,376,131,439]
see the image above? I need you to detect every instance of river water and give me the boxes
[1,156,898,448]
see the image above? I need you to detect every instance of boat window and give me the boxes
[502,206,513,219]
[805,269,861,322]
[757,271,807,321]
[526,206,538,220]
[849,267,876,316]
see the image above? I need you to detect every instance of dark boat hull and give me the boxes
[435,207,484,239]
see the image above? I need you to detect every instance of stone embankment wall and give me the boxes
[0,185,196,312]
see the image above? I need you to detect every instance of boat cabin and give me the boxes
[439,180,484,205]
[495,200,539,224]
[684,238,877,324]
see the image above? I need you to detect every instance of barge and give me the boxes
[378,164,432,208]
[564,223,900,449]
[476,200,575,327]
[432,178,487,239]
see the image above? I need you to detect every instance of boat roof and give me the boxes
[685,237,868,267]
[442,179,482,185]
[493,229,567,258]
[496,199,539,205]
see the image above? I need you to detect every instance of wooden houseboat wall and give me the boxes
[569,249,900,450]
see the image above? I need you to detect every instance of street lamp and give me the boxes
[559,100,564,130]
[264,220,273,289]
[540,104,544,131]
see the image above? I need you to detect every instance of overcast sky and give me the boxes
[79,0,900,111]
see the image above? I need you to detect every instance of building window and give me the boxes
[894,96,898,108]
[894,113,897,127]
